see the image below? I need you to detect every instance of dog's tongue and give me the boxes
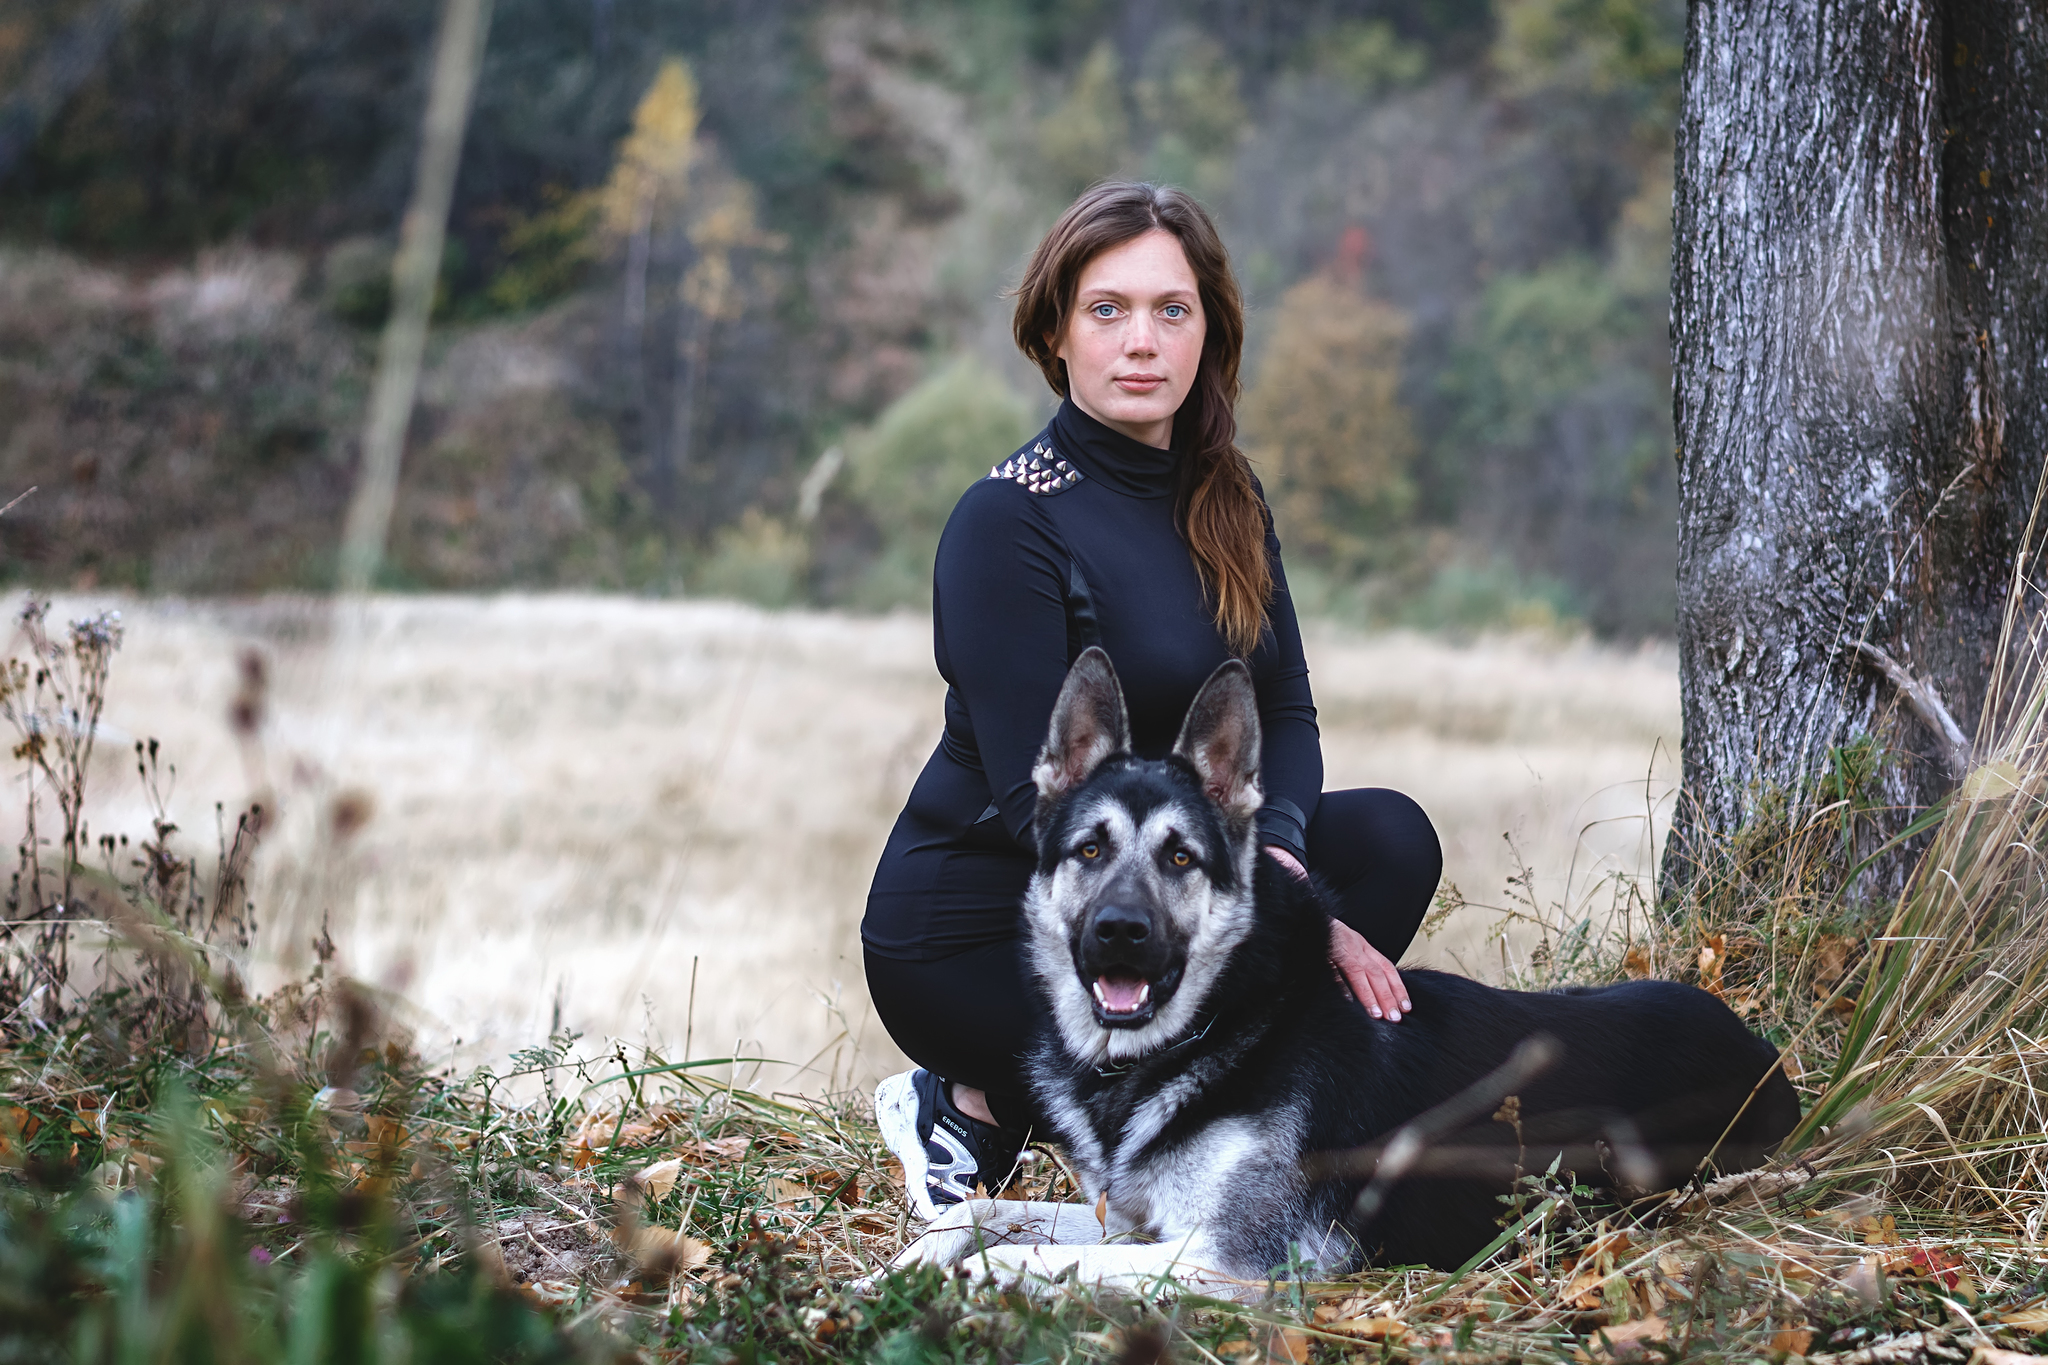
[1094,971,1150,1014]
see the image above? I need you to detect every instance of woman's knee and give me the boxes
[862,941,1042,1125]
[1308,787,1442,894]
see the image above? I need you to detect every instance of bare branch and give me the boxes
[1847,640,1972,781]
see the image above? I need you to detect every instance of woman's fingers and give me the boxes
[1329,919,1408,1022]
[1348,960,1388,1018]
[1368,952,1411,1020]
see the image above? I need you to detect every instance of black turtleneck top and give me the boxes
[861,398,1323,961]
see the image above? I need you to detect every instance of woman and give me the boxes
[862,182,1443,1216]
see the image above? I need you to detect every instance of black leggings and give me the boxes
[863,787,1442,1130]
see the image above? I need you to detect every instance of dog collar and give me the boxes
[1094,1015,1215,1077]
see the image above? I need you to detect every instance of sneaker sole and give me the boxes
[874,1070,942,1222]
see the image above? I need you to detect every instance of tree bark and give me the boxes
[1668,2,2048,892]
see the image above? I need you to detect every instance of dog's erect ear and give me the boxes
[1033,647,1132,810]
[1173,659,1264,825]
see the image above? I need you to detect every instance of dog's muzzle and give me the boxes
[1077,902,1180,1028]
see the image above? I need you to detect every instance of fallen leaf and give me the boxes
[1775,1256,1818,1284]
[1095,1191,1107,1229]
[1699,935,1726,996]
[1566,1265,1609,1310]
[678,1135,751,1163]
[1576,1317,1668,1363]
[1570,1228,1630,1261]
[1892,1246,1965,1289]
[1854,1214,1899,1247]
[630,1227,712,1274]
[1267,1327,1311,1363]
[567,1111,681,1153]
[1624,947,1652,979]
[1971,1347,2045,1365]
[1958,761,2025,805]
[636,1157,686,1200]
[1815,936,1851,986]
[364,1116,407,1149]
[1321,1317,1406,1341]
[1995,1302,2048,1333]
[1772,1327,1815,1355]
[811,1170,859,1203]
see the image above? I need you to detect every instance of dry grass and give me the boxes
[6,594,1679,1091]
[9,591,2048,1361]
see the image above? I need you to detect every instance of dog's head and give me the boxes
[1023,647,1265,1063]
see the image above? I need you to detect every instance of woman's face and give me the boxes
[1054,229,1206,450]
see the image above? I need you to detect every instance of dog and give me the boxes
[885,647,1800,1295]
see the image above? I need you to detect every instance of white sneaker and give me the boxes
[875,1068,1022,1220]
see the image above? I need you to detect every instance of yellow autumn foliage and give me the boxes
[599,57,701,238]
[1243,272,1418,572]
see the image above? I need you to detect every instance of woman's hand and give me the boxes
[1262,845,1410,1022]
[1329,919,1409,1022]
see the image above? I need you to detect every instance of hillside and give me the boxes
[0,0,1684,634]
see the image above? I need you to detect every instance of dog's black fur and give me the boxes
[1024,650,1801,1274]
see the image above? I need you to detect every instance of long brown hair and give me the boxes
[1012,182,1272,657]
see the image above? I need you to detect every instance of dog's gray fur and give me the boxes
[890,651,1285,1296]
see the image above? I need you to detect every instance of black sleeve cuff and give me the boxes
[1256,796,1309,865]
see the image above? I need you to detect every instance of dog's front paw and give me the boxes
[884,1198,1106,1278]
[974,1241,1258,1302]
[886,1198,1010,1273]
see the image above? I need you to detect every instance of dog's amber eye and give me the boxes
[1080,842,1100,860]
[1171,849,1192,867]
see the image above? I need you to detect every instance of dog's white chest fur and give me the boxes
[1101,1113,1269,1234]
[1051,1070,1292,1240]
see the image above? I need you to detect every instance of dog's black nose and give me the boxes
[1093,904,1150,946]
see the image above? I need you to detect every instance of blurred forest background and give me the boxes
[0,0,1681,637]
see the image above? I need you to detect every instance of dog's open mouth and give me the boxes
[1087,968,1164,1026]
[1092,970,1151,1016]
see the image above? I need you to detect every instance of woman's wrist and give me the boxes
[1264,845,1308,880]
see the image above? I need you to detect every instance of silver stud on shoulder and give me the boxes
[989,440,1084,495]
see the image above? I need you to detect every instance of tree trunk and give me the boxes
[1667,2,2048,892]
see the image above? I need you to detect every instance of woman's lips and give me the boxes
[1114,374,1166,392]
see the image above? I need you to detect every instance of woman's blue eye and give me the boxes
[1163,304,1186,319]
[1092,303,1117,318]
